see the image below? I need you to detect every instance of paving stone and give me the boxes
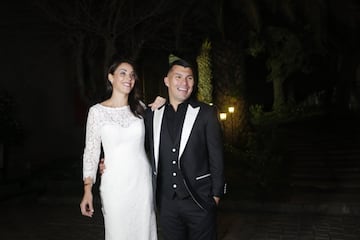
[1,196,360,240]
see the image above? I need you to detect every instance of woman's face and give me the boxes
[108,62,136,95]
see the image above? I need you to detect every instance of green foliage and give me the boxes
[247,31,265,57]
[168,54,181,65]
[244,127,287,191]
[196,39,213,103]
[247,26,311,111]
[265,26,307,84]
[249,102,324,127]
[225,103,328,200]
[224,122,289,200]
[249,104,264,125]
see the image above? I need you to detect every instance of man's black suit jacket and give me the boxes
[145,99,226,210]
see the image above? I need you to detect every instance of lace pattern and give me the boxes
[82,104,142,182]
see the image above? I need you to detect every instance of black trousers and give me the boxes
[157,196,217,240]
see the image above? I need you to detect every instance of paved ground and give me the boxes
[218,210,360,240]
[1,194,360,240]
[1,177,360,240]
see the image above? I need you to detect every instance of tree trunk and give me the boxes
[272,77,285,111]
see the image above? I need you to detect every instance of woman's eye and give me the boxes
[119,71,126,77]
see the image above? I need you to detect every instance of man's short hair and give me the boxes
[168,59,195,76]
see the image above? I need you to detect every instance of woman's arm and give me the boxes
[80,107,101,217]
[147,96,166,111]
[82,107,101,183]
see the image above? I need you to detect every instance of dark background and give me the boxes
[0,0,359,186]
[1,2,81,176]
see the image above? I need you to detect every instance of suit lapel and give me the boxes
[179,105,200,159]
[153,107,165,173]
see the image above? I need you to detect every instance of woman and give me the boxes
[80,56,161,240]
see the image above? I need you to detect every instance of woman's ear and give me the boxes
[108,73,114,84]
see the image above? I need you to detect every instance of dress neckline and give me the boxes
[98,103,129,110]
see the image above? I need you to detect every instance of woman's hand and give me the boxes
[148,96,166,111]
[99,158,105,174]
[80,183,94,217]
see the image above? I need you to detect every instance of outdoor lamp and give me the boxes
[220,113,227,121]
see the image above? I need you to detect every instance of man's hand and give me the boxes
[213,196,220,206]
[99,158,106,175]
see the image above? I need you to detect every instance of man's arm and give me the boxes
[205,106,226,200]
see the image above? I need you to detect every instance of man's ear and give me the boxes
[164,76,169,87]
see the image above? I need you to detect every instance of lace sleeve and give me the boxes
[82,107,101,183]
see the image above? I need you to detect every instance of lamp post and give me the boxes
[228,106,234,144]
[219,112,227,141]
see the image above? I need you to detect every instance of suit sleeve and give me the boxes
[206,106,226,197]
[144,108,152,154]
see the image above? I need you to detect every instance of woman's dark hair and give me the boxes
[105,55,144,118]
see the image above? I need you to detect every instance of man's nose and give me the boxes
[180,78,188,86]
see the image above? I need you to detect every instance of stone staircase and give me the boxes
[283,113,360,203]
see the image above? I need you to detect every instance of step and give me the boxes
[290,179,360,189]
[291,162,360,168]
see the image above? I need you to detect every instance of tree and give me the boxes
[265,27,308,111]
[246,0,360,112]
[245,0,310,111]
[196,39,213,104]
[35,0,169,103]
[211,0,252,145]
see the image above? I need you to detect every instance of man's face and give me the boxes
[164,65,194,106]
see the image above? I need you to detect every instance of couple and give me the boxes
[80,55,226,240]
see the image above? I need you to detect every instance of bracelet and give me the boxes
[84,183,92,186]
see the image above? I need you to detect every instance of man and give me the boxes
[145,59,226,240]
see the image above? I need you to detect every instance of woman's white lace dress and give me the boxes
[83,104,157,240]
